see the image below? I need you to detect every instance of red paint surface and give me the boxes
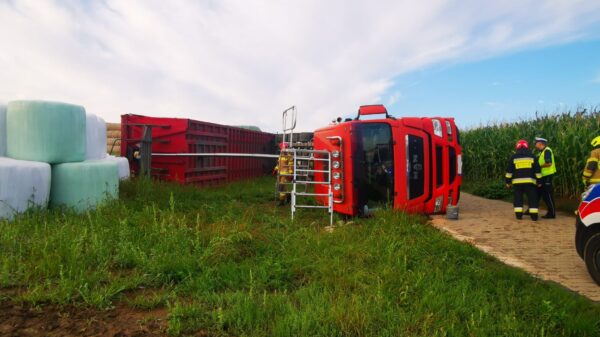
[121,114,275,186]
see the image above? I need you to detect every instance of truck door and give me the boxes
[395,128,430,212]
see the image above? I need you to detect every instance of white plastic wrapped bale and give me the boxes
[50,160,119,212]
[105,155,130,180]
[0,105,6,156]
[7,100,86,164]
[86,113,107,160]
[0,158,51,220]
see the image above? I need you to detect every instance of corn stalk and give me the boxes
[461,107,600,198]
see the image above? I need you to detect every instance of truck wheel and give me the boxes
[583,233,600,286]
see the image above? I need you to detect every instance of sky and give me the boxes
[0,0,599,133]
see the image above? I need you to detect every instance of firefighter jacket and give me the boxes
[275,153,293,175]
[538,146,557,176]
[505,149,542,185]
[583,147,600,185]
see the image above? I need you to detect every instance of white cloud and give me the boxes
[388,91,403,106]
[1,0,600,131]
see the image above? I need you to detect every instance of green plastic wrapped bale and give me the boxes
[50,160,119,212]
[7,100,86,163]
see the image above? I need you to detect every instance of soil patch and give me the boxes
[0,300,167,337]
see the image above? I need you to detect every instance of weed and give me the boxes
[0,177,599,336]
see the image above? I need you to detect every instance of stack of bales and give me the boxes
[0,100,130,220]
[106,123,121,155]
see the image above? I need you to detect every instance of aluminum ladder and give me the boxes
[279,107,333,225]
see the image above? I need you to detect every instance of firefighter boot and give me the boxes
[529,208,539,221]
[277,193,286,206]
[515,212,523,220]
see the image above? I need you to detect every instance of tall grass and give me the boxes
[1,177,600,336]
[462,107,600,198]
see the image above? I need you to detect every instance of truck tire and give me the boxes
[583,232,600,286]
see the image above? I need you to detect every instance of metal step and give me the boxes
[295,192,330,197]
[295,181,329,184]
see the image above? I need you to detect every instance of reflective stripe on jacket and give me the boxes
[505,149,542,185]
[583,148,600,184]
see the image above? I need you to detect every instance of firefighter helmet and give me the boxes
[591,136,600,147]
[279,142,289,150]
[515,139,529,150]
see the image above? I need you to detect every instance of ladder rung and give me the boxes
[294,157,329,161]
[295,205,329,209]
[295,192,329,196]
[280,173,311,176]
[296,169,329,173]
[295,181,329,184]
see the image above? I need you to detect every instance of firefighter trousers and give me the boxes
[514,184,538,220]
[538,174,556,217]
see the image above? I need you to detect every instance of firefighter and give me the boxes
[534,137,557,218]
[505,139,542,221]
[274,142,293,205]
[582,136,600,187]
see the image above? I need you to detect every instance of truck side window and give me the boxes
[436,146,443,188]
[407,135,424,199]
[449,146,457,184]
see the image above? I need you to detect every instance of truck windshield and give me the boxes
[354,123,394,208]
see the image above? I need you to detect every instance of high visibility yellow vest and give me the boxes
[538,147,556,176]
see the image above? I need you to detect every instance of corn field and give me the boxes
[461,107,600,198]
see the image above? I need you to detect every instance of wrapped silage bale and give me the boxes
[86,113,108,160]
[105,155,131,180]
[7,100,86,164]
[0,105,6,156]
[51,160,119,212]
[0,158,51,220]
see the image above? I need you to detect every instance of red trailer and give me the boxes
[120,114,275,185]
[311,105,462,216]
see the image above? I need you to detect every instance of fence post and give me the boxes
[140,126,153,177]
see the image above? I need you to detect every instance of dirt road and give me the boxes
[431,192,600,301]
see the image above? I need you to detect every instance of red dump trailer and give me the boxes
[312,105,462,216]
[120,114,276,185]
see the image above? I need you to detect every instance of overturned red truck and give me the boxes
[312,105,462,216]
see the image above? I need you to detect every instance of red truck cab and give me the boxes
[313,105,462,216]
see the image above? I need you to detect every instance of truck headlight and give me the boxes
[432,119,443,137]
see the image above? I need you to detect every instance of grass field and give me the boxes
[1,177,600,336]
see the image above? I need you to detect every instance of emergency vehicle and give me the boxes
[575,183,600,285]
[310,104,462,216]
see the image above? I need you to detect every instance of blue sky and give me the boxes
[1,1,600,132]
[383,38,600,129]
